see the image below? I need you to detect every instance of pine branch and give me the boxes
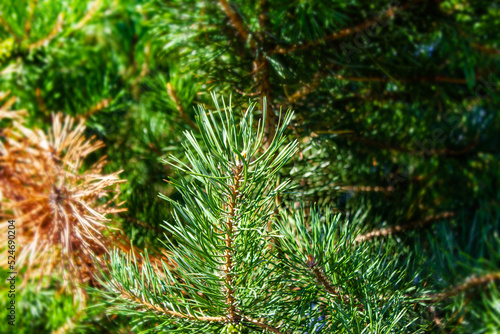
[0,14,21,42]
[286,67,468,107]
[273,4,402,54]
[166,82,199,130]
[28,13,64,50]
[100,95,298,332]
[116,284,225,322]
[219,0,250,43]
[223,159,244,323]
[287,72,323,105]
[344,134,477,156]
[356,212,455,243]
[339,185,394,194]
[428,272,500,302]
[79,97,113,119]
[331,73,468,85]
[306,255,364,312]
[72,0,101,31]
[241,315,285,334]
[24,0,38,37]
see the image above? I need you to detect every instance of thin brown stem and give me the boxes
[28,13,64,50]
[345,134,477,156]
[117,286,225,322]
[232,83,262,97]
[332,73,468,85]
[219,0,250,43]
[339,185,394,194]
[356,212,455,243]
[72,0,100,31]
[286,65,467,108]
[273,5,402,54]
[79,98,113,119]
[287,72,323,105]
[24,0,39,37]
[224,160,243,323]
[166,82,199,130]
[306,255,364,311]
[0,14,21,42]
[427,272,500,302]
[428,272,500,302]
[241,315,285,334]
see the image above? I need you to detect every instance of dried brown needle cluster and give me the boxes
[0,102,125,294]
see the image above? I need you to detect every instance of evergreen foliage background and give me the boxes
[0,0,499,332]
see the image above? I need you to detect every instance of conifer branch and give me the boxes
[166,82,199,130]
[223,159,244,323]
[79,97,113,119]
[219,0,250,43]
[35,88,47,114]
[0,112,125,296]
[287,72,322,104]
[273,5,402,54]
[241,315,285,334]
[427,272,500,302]
[286,67,468,107]
[306,255,364,311]
[116,285,225,322]
[28,13,64,50]
[0,14,21,42]
[356,212,455,243]
[24,0,38,37]
[254,0,277,141]
[343,134,477,156]
[331,73,468,85]
[72,0,101,31]
[339,185,394,194]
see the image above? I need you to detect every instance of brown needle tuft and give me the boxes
[0,111,125,299]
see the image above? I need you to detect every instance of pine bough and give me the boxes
[97,94,422,333]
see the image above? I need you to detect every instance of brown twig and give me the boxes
[72,0,101,31]
[273,5,401,54]
[344,134,477,156]
[287,72,323,105]
[471,43,500,55]
[219,0,250,43]
[259,57,275,144]
[0,14,22,42]
[427,272,500,302]
[166,82,199,130]
[255,0,276,145]
[79,97,113,119]
[286,64,468,109]
[355,212,455,243]
[306,255,364,311]
[232,83,262,97]
[223,158,244,323]
[118,286,225,322]
[241,315,285,334]
[331,73,468,85]
[339,185,394,194]
[34,87,47,114]
[28,13,64,50]
[24,0,39,37]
